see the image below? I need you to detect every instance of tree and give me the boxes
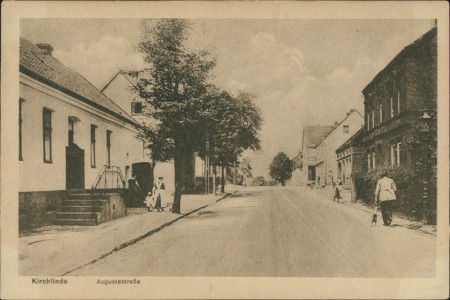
[136,19,216,213]
[194,89,262,192]
[269,152,293,186]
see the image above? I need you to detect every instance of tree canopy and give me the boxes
[269,152,293,186]
[135,19,262,208]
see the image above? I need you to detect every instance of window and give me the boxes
[43,108,53,163]
[343,125,349,133]
[19,99,24,161]
[91,125,97,167]
[367,149,376,170]
[106,130,112,166]
[390,97,394,118]
[397,92,401,115]
[379,105,383,123]
[131,102,143,114]
[390,141,401,165]
[371,110,375,128]
[366,113,370,130]
[68,118,75,146]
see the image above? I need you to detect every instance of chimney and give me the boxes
[36,43,53,56]
[334,121,338,126]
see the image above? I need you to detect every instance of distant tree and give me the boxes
[252,176,266,186]
[269,152,293,186]
[136,19,216,213]
[266,179,278,186]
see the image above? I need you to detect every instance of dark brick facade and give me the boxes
[362,27,437,169]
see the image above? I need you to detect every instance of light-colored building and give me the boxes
[300,125,335,185]
[19,39,151,230]
[314,109,364,186]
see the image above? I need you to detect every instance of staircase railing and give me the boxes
[90,165,126,219]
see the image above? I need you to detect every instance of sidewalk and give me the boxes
[19,192,233,276]
[310,186,437,236]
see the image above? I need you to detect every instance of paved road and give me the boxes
[72,187,435,277]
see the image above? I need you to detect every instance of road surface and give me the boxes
[71,186,435,277]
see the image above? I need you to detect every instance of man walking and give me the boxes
[375,171,397,226]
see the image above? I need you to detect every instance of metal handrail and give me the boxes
[90,165,126,219]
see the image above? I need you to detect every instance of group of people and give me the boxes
[332,172,397,226]
[145,176,168,212]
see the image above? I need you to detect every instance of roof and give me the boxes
[303,125,334,147]
[101,70,139,92]
[315,109,363,147]
[20,38,137,126]
[363,27,437,95]
[335,127,365,153]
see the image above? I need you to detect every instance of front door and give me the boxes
[66,144,85,189]
[308,166,316,181]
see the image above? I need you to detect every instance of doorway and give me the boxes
[66,144,85,189]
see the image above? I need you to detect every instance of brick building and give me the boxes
[362,27,437,170]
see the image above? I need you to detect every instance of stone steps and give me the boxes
[59,206,102,213]
[53,219,97,226]
[53,192,103,226]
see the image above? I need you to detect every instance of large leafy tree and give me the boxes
[269,152,293,186]
[136,19,216,213]
[195,89,262,192]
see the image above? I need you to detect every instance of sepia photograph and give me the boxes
[1,1,449,299]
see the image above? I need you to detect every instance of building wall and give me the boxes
[316,112,364,185]
[102,73,141,115]
[19,75,150,192]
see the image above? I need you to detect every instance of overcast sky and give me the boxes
[21,19,434,178]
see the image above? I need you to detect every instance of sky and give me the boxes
[21,18,435,178]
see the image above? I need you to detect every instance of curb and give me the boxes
[62,191,236,276]
[338,200,437,236]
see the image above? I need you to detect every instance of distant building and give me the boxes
[335,127,365,199]
[287,151,303,186]
[300,125,334,184]
[362,27,437,170]
[314,110,364,186]
[19,38,151,230]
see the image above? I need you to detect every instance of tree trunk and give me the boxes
[233,164,237,185]
[221,163,225,193]
[213,165,217,196]
[172,143,183,214]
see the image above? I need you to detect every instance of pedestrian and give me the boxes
[153,176,166,212]
[375,171,397,226]
[127,172,141,207]
[333,178,343,202]
[145,192,153,212]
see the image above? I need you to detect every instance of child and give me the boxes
[145,192,154,212]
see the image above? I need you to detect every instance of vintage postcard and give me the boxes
[1,1,449,299]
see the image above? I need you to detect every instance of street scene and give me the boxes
[17,17,438,280]
[69,186,435,277]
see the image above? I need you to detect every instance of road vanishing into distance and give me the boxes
[72,186,435,277]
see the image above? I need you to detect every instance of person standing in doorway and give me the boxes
[153,176,166,212]
[375,171,397,226]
